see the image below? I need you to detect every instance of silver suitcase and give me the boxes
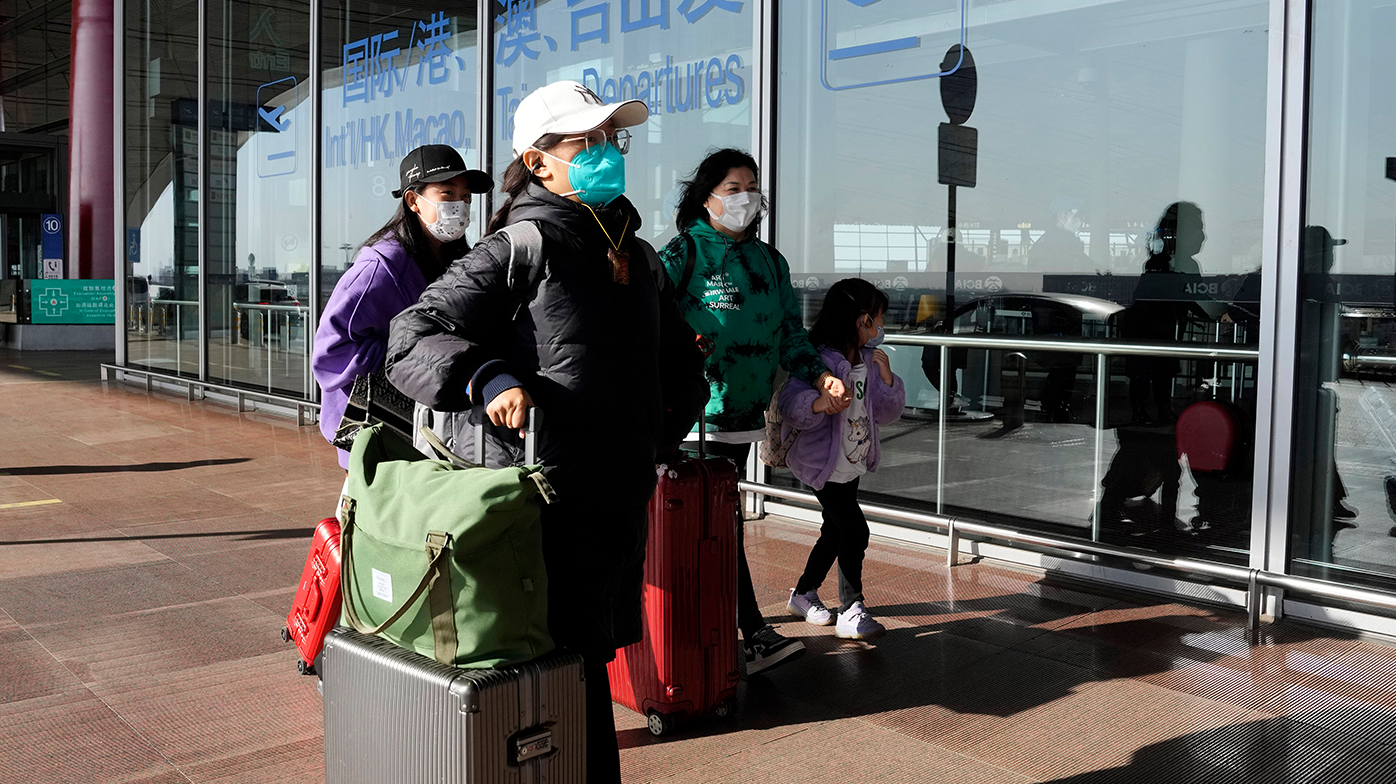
[322,627,585,784]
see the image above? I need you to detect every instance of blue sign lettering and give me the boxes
[677,0,742,24]
[496,1,558,65]
[568,0,609,51]
[621,0,669,32]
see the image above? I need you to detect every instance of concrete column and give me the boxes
[68,0,116,279]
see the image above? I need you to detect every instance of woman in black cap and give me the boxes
[311,144,492,468]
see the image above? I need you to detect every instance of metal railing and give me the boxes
[883,332,1259,540]
[742,330,1396,645]
[741,480,1396,645]
[99,363,319,427]
[231,302,312,394]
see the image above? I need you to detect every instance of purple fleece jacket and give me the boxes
[779,346,906,491]
[311,238,430,468]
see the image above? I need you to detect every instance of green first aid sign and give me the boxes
[30,280,116,325]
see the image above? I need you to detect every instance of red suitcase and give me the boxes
[1176,401,1240,472]
[607,455,742,736]
[282,517,343,676]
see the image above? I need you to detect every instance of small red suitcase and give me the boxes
[283,517,343,676]
[607,455,742,736]
[1176,401,1240,472]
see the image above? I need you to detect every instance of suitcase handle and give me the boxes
[474,406,541,466]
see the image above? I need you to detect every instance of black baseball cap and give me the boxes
[393,144,493,198]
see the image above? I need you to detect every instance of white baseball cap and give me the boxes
[511,80,649,157]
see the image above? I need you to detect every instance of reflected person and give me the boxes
[1119,202,1207,425]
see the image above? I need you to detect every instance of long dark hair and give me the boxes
[360,186,472,283]
[486,133,568,235]
[1143,201,1204,273]
[808,278,890,359]
[674,148,766,234]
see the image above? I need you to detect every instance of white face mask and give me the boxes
[707,191,762,233]
[416,194,470,242]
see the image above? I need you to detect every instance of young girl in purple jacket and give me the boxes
[311,145,491,468]
[779,278,906,639]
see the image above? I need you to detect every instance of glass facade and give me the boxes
[319,0,479,307]
[488,0,752,244]
[123,0,200,377]
[1294,0,1396,593]
[773,0,1269,566]
[106,0,1396,628]
[207,0,313,395]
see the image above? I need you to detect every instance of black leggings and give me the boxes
[698,441,768,639]
[583,657,621,784]
[795,478,868,613]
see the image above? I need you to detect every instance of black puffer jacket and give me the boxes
[385,183,704,654]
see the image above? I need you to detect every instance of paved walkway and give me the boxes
[3,349,1396,783]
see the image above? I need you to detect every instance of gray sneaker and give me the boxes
[787,589,834,626]
[835,602,885,640]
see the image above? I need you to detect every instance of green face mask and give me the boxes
[546,143,627,207]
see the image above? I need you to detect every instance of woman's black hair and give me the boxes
[486,133,568,235]
[360,185,472,283]
[1143,201,1204,273]
[674,148,766,234]
[808,278,890,359]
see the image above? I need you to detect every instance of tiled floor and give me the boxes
[3,349,1396,783]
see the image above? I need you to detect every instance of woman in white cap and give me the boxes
[311,144,491,469]
[386,81,704,783]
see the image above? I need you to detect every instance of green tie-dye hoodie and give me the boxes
[659,220,827,434]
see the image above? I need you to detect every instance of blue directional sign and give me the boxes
[256,76,299,177]
[41,213,63,279]
[820,0,966,92]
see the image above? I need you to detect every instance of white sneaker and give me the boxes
[835,601,885,640]
[787,589,834,626]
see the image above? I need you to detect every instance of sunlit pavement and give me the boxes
[2,349,1395,783]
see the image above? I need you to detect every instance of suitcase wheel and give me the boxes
[280,627,291,643]
[714,698,736,719]
[297,659,316,677]
[646,710,677,737]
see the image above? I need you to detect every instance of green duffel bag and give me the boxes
[337,422,557,668]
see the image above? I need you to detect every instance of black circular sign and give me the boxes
[940,45,977,125]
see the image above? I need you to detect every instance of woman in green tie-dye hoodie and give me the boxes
[658,148,847,676]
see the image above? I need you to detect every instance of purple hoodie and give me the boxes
[779,346,906,491]
[312,238,431,468]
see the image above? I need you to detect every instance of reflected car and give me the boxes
[236,280,301,343]
[912,293,1124,423]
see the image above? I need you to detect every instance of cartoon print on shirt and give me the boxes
[845,416,872,464]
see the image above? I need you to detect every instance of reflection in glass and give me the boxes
[774,1,1269,565]
[319,1,479,312]
[124,0,200,378]
[1294,2,1396,590]
[206,1,312,395]
[488,0,753,247]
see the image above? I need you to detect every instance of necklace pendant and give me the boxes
[609,248,630,284]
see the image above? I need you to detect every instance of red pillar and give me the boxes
[68,0,115,280]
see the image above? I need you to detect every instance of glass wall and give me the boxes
[206,0,313,395]
[318,0,479,309]
[122,0,1396,622]
[488,0,753,245]
[124,0,201,378]
[772,0,1271,565]
[1293,0,1396,591]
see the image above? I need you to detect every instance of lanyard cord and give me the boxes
[581,203,630,252]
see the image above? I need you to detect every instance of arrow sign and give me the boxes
[258,105,290,132]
